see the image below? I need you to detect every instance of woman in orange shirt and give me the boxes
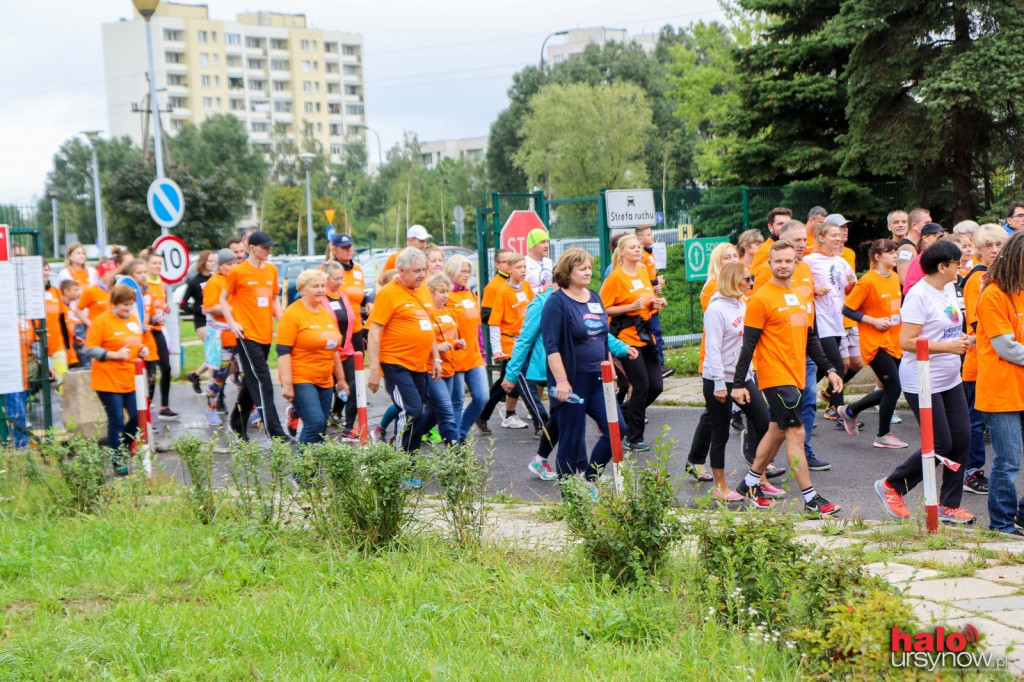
[81,284,148,475]
[601,235,666,451]
[321,260,359,438]
[56,242,95,288]
[141,252,177,420]
[277,269,347,445]
[443,255,488,443]
[838,239,906,448]
[420,273,460,444]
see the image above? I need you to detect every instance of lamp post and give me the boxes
[82,131,107,254]
[358,124,384,174]
[540,30,568,76]
[132,0,169,232]
[48,189,59,258]
[298,153,316,256]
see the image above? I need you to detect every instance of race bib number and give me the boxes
[516,291,527,303]
[784,293,800,307]
[127,322,141,334]
[898,250,913,262]
[462,299,474,308]
[630,279,645,291]
[257,297,269,308]
[587,302,603,314]
[325,339,338,350]
[890,314,901,325]
[329,301,341,310]
[419,319,432,331]
[353,271,363,280]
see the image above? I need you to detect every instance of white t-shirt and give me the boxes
[898,281,963,394]
[525,255,553,291]
[803,252,854,338]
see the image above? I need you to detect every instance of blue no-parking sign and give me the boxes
[325,224,337,241]
[147,178,185,228]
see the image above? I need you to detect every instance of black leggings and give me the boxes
[701,378,769,470]
[815,335,845,406]
[480,360,519,421]
[846,349,901,438]
[335,332,365,427]
[146,329,171,408]
[621,343,663,442]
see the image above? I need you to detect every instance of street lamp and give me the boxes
[133,0,167,232]
[82,131,107,254]
[358,124,384,173]
[540,30,568,76]
[48,189,59,258]
[298,152,316,256]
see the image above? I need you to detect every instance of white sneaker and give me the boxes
[873,433,909,449]
[501,414,529,429]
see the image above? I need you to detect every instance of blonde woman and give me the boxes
[737,229,764,269]
[699,242,740,310]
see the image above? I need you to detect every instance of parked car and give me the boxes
[270,256,324,304]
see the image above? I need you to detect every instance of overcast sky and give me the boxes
[0,0,725,206]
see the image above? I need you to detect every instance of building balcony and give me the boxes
[169,107,191,118]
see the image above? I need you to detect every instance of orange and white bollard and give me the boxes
[134,359,152,478]
[915,338,938,533]
[601,360,623,495]
[354,351,369,445]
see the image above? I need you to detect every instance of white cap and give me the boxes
[407,224,432,241]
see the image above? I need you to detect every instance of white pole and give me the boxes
[305,167,314,256]
[142,15,169,236]
[89,143,106,254]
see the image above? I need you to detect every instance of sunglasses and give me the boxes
[745,275,755,282]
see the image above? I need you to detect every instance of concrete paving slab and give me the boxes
[864,562,940,588]
[794,534,866,550]
[910,598,977,624]
[906,577,1017,601]
[973,566,1024,585]
[900,549,990,566]
[950,596,1024,613]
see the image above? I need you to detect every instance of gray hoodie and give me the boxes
[702,291,751,391]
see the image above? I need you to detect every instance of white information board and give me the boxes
[605,189,657,229]
[15,256,45,320]
[0,262,25,392]
[652,242,667,270]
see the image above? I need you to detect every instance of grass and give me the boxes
[663,344,699,377]
[0,486,808,680]
[176,323,278,380]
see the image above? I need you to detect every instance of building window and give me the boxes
[304,102,313,114]
[302,81,311,93]
[271,59,288,70]
[342,44,357,56]
[301,60,310,73]
[203,97,212,110]
[211,31,217,43]
[168,96,186,108]
[315,102,321,113]
[316,122,323,133]
[300,39,309,51]
[346,125,362,136]
[245,36,261,48]
[165,52,182,64]
[272,80,288,92]
[327,83,340,94]
[330,124,340,136]
[328,103,340,114]
[163,29,182,41]
[251,122,269,133]
[228,77,244,90]
[326,63,338,74]
[226,33,241,46]
[313,61,319,71]
[248,79,265,91]
[343,64,360,76]
[212,54,219,66]
[306,123,314,136]
[167,74,184,86]
[314,82,320,93]
[201,75,211,87]
[311,40,318,51]
[330,143,343,154]
[325,42,337,53]
[274,101,291,112]
[230,99,245,110]
[344,84,360,95]
[197,30,208,43]
[214,75,220,86]
[270,38,287,50]
[200,53,209,66]
[345,104,364,116]
[247,58,263,70]
[216,97,222,107]
[170,119,183,131]
[226,55,242,67]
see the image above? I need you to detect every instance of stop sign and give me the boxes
[499,210,547,255]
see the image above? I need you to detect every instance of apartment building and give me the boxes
[545,27,656,65]
[419,136,488,169]
[102,2,367,162]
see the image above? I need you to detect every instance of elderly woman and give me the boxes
[277,269,348,445]
[542,247,625,488]
[81,284,148,475]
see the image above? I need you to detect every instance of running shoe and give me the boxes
[765,464,787,480]
[759,483,786,499]
[890,413,902,424]
[661,366,675,379]
[249,409,261,426]
[963,471,989,495]
[205,410,222,427]
[216,394,228,414]
[475,418,492,435]
[804,494,840,516]
[938,506,976,525]
[422,427,442,443]
[823,406,840,422]
[1000,528,1024,537]
[730,411,745,432]
[818,387,833,405]
[501,414,529,429]
[873,433,909,449]
[285,405,299,438]
[371,425,386,443]
[837,405,859,437]
[528,459,558,481]
[713,489,743,502]
[685,463,713,482]
[736,480,772,509]
[328,413,343,428]
[158,408,180,421]
[342,428,362,442]
[402,478,425,489]
[187,371,202,394]
[805,454,831,471]
[874,479,910,519]
[624,441,651,452]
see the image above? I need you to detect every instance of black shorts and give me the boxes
[762,385,804,429]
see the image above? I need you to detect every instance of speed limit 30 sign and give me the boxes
[152,234,191,285]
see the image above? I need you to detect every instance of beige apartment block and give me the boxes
[102,2,367,162]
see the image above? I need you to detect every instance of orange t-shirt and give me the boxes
[337,264,367,333]
[77,284,110,322]
[744,281,812,390]
[369,279,436,372]
[144,278,168,332]
[447,289,484,372]
[86,310,144,393]
[750,237,775,272]
[844,269,902,364]
[641,249,658,284]
[203,272,237,347]
[601,267,658,347]
[43,286,66,357]
[841,247,857,329]
[480,273,509,320]
[276,300,341,389]
[60,295,79,366]
[65,266,91,287]
[961,269,986,382]
[432,306,460,379]
[225,260,279,345]
[490,280,535,356]
[383,247,409,274]
[975,283,1024,412]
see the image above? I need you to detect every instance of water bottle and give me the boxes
[566,392,584,404]
[337,389,349,402]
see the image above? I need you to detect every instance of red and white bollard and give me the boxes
[134,359,152,478]
[354,351,369,445]
[601,360,624,495]
[915,338,938,533]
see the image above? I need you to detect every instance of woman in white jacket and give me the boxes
[701,262,772,501]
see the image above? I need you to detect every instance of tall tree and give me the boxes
[169,114,268,197]
[513,82,653,198]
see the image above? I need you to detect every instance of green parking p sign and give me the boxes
[684,237,729,282]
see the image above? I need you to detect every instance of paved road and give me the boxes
[131,379,1016,528]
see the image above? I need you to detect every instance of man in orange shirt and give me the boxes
[732,241,843,515]
[475,248,512,434]
[750,207,793,272]
[383,224,431,273]
[367,247,442,455]
[202,249,239,425]
[220,230,289,442]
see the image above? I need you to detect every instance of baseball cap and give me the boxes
[331,233,354,248]
[247,230,277,248]
[96,260,118,278]
[216,248,236,268]
[824,213,850,226]
[920,222,945,237]
[407,224,431,241]
[526,228,550,249]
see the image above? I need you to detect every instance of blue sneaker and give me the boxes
[205,410,222,426]
[402,478,424,489]
[805,454,831,471]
